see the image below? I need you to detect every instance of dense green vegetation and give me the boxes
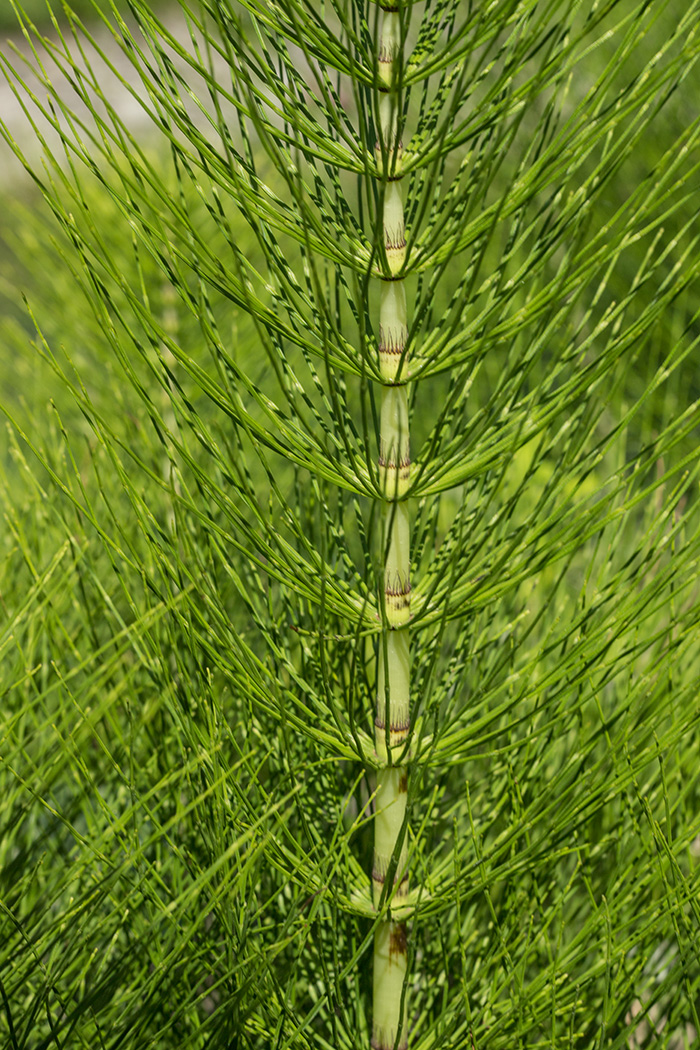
[1,1,700,1047]
[0,0,154,30]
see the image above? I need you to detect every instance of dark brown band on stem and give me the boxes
[372,865,410,886]
[374,714,410,732]
[372,1040,408,1050]
[378,455,411,468]
[389,922,408,958]
[385,575,411,596]
[378,326,408,354]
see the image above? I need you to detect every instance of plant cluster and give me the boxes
[1,1,700,1047]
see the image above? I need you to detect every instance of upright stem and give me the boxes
[372,5,411,1048]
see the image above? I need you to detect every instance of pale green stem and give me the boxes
[372,5,411,1049]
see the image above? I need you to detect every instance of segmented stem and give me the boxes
[372,4,410,1048]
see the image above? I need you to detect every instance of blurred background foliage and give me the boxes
[0,0,161,30]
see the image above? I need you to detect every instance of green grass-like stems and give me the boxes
[1,0,700,1047]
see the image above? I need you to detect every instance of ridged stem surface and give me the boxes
[372,4,410,1048]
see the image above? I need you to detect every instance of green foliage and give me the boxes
[0,0,158,31]
[1,0,700,1047]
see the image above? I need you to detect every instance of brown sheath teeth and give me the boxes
[378,463,412,487]
[378,326,408,354]
[385,574,411,596]
[374,714,410,732]
[372,865,409,886]
[378,453,411,467]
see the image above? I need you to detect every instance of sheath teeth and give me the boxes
[378,279,408,379]
[378,450,410,468]
[379,382,410,496]
[372,764,409,907]
[372,862,409,891]
[383,174,405,276]
[378,41,399,65]
[385,572,411,595]
[372,1036,408,1050]
[379,331,408,382]
[378,326,407,354]
[374,713,410,753]
[374,713,411,733]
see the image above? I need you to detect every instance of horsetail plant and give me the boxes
[2,0,700,1047]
